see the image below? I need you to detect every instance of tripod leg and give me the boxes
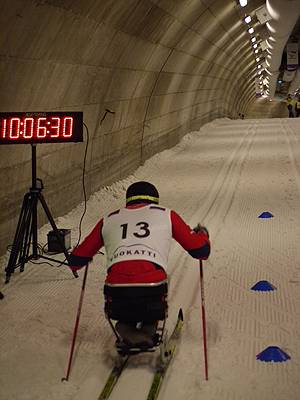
[5,193,33,283]
[19,194,39,271]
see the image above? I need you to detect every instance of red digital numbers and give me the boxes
[0,112,83,144]
[62,117,73,137]
[36,117,47,138]
[51,117,60,138]
[1,117,74,140]
[23,118,34,138]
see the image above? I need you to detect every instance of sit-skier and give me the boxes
[69,181,211,350]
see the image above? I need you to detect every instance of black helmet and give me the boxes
[126,181,159,205]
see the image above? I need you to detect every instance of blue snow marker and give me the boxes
[256,347,291,362]
[251,281,276,291]
[258,212,274,218]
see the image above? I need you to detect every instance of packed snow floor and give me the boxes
[1,118,300,400]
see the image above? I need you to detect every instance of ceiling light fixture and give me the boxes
[248,27,254,34]
[266,39,273,49]
[239,0,247,7]
[244,15,251,24]
[251,37,256,43]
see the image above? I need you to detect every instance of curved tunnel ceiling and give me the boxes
[264,0,300,99]
[2,0,299,109]
[0,0,299,255]
[2,0,270,113]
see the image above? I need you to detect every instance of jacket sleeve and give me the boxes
[68,219,104,271]
[171,211,210,260]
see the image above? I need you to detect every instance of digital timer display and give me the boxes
[0,112,83,144]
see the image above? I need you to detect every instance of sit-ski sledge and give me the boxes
[100,278,183,400]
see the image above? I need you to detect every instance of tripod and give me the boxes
[5,144,77,283]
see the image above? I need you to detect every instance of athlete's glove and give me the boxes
[193,224,209,238]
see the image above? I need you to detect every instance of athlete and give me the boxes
[68,181,210,348]
[287,94,294,118]
[295,97,300,118]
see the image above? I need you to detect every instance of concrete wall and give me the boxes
[0,0,265,255]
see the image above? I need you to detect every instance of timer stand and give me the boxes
[5,144,77,283]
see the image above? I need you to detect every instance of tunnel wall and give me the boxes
[0,0,264,255]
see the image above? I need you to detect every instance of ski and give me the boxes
[147,308,183,400]
[98,308,183,400]
[98,354,130,400]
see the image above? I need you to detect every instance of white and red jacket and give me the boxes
[69,204,210,283]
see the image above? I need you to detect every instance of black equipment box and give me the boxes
[47,229,71,252]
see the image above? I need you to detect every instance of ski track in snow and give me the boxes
[1,118,300,400]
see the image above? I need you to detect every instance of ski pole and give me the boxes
[62,264,89,382]
[199,260,208,380]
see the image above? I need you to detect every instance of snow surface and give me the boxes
[1,118,300,400]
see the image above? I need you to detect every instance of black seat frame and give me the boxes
[103,279,168,347]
